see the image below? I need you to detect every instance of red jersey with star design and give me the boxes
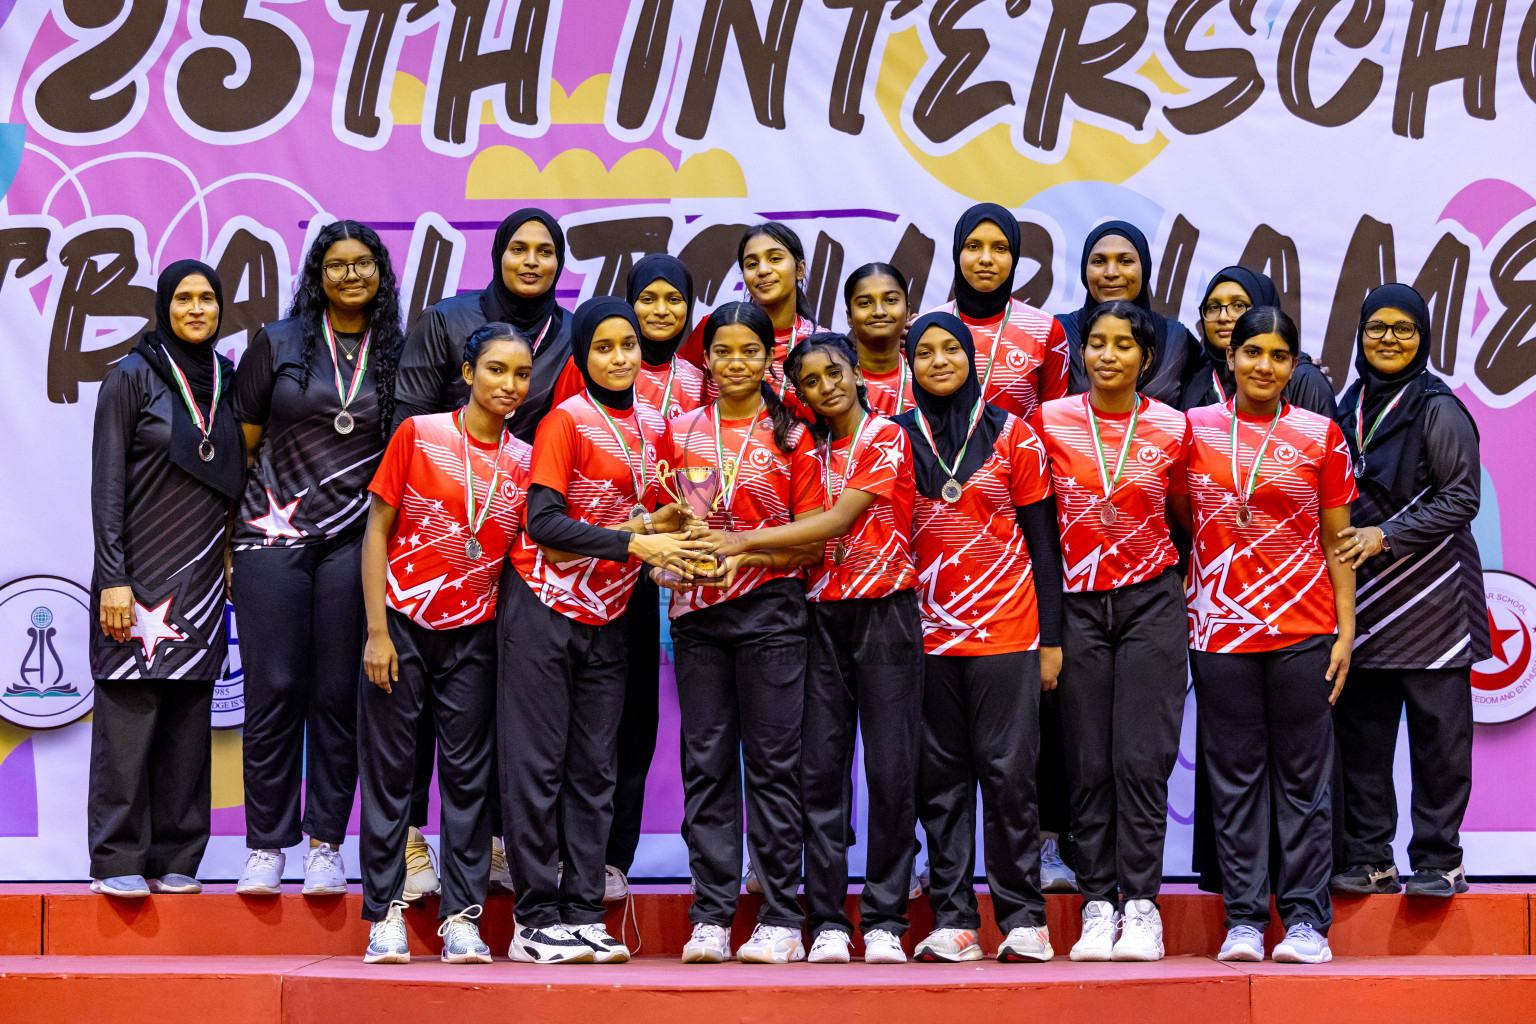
[911,414,1052,655]
[636,358,708,424]
[1034,395,1189,593]
[934,299,1069,420]
[368,412,532,630]
[862,361,915,417]
[1184,400,1357,654]
[804,415,918,602]
[509,393,666,626]
[660,406,822,616]
[677,314,821,421]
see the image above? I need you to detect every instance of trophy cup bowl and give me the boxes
[657,460,734,575]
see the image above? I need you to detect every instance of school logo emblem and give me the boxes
[1273,443,1299,464]
[1004,348,1031,370]
[1136,443,1161,465]
[0,576,93,729]
[212,601,245,729]
[1473,571,1536,724]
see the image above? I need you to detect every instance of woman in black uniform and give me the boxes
[89,260,243,897]
[230,220,403,897]
[1331,283,1490,898]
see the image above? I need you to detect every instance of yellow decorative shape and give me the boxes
[1138,53,1188,96]
[552,75,610,123]
[874,28,1167,205]
[210,728,244,809]
[389,71,426,126]
[466,146,748,199]
[0,718,30,764]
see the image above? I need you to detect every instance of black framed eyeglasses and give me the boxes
[1201,300,1251,321]
[322,258,377,282]
[1362,319,1419,341]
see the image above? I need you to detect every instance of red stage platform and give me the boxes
[3,884,1535,1023]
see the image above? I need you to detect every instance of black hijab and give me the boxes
[1338,283,1455,504]
[895,311,1009,500]
[570,296,642,412]
[952,203,1020,320]
[1194,266,1282,397]
[133,259,243,499]
[480,208,565,337]
[625,253,695,366]
[1078,221,1154,317]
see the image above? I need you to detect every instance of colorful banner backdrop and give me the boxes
[2,0,1535,880]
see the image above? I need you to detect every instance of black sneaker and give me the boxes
[1404,865,1469,897]
[1329,863,1402,895]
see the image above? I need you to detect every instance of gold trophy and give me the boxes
[656,460,736,574]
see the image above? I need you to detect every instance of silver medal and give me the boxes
[1235,501,1253,528]
[334,409,355,435]
[464,536,482,561]
[1100,501,1117,528]
[198,438,215,462]
[631,504,648,521]
[1354,455,1366,477]
[940,478,962,504]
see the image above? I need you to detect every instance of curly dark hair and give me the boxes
[783,331,872,444]
[287,219,406,441]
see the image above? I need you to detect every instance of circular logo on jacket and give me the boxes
[1273,442,1299,464]
[1473,571,1536,724]
[0,575,93,729]
[1004,348,1031,370]
[212,601,245,728]
[1135,443,1162,466]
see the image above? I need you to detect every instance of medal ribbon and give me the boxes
[913,399,986,484]
[1352,387,1408,460]
[823,410,872,510]
[457,408,506,542]
[947,298,1009,401]
[1227,399,1283,510]
[323,314,372,413]
[656,358,680,418]
[713,401,761,515]
[161,345,222,445]
[588,395,650,507]
[769,316,814,400]
[1211,369,1226,404]
[1084,395,1139,506]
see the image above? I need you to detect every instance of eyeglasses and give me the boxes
[1362,319,1419,341]
[1201,300,1250,321]
[322,258,378,282]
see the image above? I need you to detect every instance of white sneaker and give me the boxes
[998,925,1054,962]
[507,921,595,964]
[488,836,513,895]
[914,927,983,963]
[682,923,732,963]
[744,860,763,894]
[236,849,285,896]
[1273,922,1332,964]
[302,842,347,896]
[568,921,631,963]
[1113,899,1164,961]
[438,905,492,964]
[1040,838,1078,894]
[863,928,907,964]
[737,923,805,963]
[405,827,440,900]
[363,900,411,964]
[604,864,629,903]
[1070,900,1119,961]
[1217,925,1265,962]
[808,928,851,964]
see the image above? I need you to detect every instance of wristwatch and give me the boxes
[1379,528,1392,553]
[642,511,656,535]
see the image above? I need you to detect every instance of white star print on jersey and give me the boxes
[247,489,303,540]
[130,596,185,664]
[804,416,917,602]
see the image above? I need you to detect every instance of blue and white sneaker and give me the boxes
[364,900,411,964]
[508,921,595,963]
[438,904,491,964]
[149,873,202,894]
[1272,923,1332,964]
[236,849,285,896]
[302,842,347,896]
[91,875,150,898]
[1217,925,1265,962]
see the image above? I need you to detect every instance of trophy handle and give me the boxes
[655,459,684,506]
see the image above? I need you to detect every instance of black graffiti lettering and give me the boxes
[407,225,459,330]
[49,228,156,405]
[173,0,305,134]
[336,0,438,140]
[213,229,282,344]
[1393,0,1503,139]
[1148,215,1198,319]
[433,0,553,145]
[566,217,674,298]
[911,0,1014,145]
[888,223,935,311]
[1011,221,1054,308]
[677,223,750,305]
[1478,220,1536,397]
[1322,216,1393,390]
[0,228,51,300]
[1237,224,1303,326]
[1520,1,1536,104]
[1023,0,1150,151]
[32,0,169,136]
[1162,0,1264,134]
[806,231,846,328]
[615,0,674,132]
[1278,0,1384,127]
[675,0,805,140]
[823,0,919,135]
[1411,233,1470,374]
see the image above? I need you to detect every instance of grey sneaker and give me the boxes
[1273,922,1332,964]
[302,843,347,896]
[438,904,491,964]
[149,873,202,894]
[364,900,411,964]
[603,864,629,903]
[91,875,150,898]
[236,849,285,896]
[1040,838,1078,894]
[997,925,1054,962]
[1217,924,1265,962]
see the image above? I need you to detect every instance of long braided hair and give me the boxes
[287,220,406,441]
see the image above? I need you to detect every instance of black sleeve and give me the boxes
[91,366,139,590]
[231,326,276,426]
[525,485,633,563]
[1016,495,1063,646]
[1381,398,1481,557]
[391,309,456,435]
[1286,361,1339,419]
[1173,324,1207,408]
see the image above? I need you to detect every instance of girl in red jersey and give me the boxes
[653,302,821,965]
[1181,307,1356,966]
[1034,301,1192,962]
[499,297,703,965]
[357,322,535,966]
[845,263,915,416]
[888,312,1064,964]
